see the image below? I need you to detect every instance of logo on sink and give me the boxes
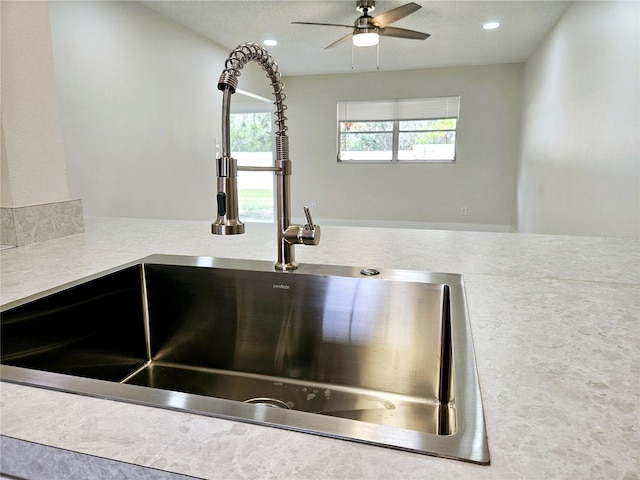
[272,283,291,290]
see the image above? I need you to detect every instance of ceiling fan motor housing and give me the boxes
[356,16,377,32]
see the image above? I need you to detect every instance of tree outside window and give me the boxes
[230,112,274,222]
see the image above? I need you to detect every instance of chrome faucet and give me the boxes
[212,43,320,271]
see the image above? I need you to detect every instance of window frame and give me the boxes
[336,97,460,164]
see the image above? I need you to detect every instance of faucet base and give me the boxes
[274,260,299,272]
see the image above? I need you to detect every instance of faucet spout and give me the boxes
[212,86,245,235]
[212,43,320,271]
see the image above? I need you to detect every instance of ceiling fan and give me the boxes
[292,0,430,49]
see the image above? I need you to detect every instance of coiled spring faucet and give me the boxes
[212,43,320,271]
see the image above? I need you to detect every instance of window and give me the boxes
[337,96,460,163]
[230,112,274,222]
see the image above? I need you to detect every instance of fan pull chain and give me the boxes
[351,42,354,70]
[350,38,381,71]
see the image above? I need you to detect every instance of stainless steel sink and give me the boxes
[0,254,489,464]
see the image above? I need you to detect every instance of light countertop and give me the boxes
[1,217,638,479]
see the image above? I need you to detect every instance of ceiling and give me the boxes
[139,0,572,76]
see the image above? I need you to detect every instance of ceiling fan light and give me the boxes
[353,31,379,47]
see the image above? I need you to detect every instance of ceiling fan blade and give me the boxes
[371,2,422,28]
[379,26,430,40]
[292,21,354,29]
[325,32,354,49]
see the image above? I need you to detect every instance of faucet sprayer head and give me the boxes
[212,155,244,235]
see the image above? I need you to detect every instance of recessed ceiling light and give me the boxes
[263,39,278,46]
[482,22,500,30]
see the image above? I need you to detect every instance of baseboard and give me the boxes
[288,217,514,233]
[1,199,84,247]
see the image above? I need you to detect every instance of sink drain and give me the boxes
[243,397,291,409]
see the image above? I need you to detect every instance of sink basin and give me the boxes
[0,254,489,464]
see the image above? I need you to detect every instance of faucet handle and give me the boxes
[284,206,321,246]
[303,206,315,228]
[298,206,321,246]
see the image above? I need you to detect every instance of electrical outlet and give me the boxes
[460,206,468,216]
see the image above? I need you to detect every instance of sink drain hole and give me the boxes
[244,397,291,409]
[360,268,380,276]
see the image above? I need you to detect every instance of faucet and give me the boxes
[212,43,320,271]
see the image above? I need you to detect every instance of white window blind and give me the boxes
[337,96,460,122]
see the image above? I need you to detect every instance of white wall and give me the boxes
[516,1,639,237]
[48,1,269,220]
[48,1,638,236]
[1,1,71,207]
[48,1,522,229]
[284,64,523,230]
